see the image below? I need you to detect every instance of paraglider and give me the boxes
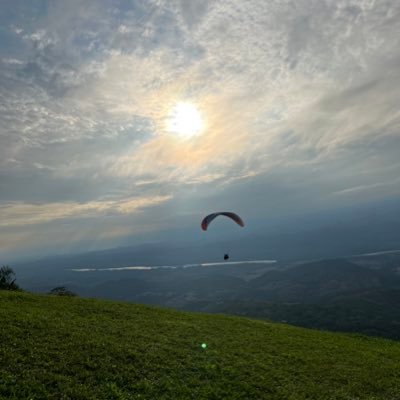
[201,212,245,261]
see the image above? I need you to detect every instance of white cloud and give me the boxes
[0,195,172,227]
[0,0,399,257]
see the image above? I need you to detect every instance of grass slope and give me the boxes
[1,291,400,400]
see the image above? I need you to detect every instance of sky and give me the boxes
[1,0,400,260]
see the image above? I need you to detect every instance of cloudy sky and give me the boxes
[1,0,399,260]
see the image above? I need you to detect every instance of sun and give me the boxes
[166,102,204,138]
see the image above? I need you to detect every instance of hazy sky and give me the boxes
[1,0,399,259]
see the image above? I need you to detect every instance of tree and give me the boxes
[0,266,20,290]
[48,286,77,297]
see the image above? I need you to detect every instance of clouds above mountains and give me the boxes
[1,0,399,258]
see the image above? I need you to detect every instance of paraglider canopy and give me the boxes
[201,212,244,261]
[201,212,245,231]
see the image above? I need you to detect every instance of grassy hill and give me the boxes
[1,291,400,399]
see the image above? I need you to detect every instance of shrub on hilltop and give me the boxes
[0,266,20,291]
[48,286,77,297]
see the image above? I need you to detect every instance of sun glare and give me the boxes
[166,102,204,139]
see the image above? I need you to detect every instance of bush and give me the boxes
[48,286,77,297]
[0,266,20,291]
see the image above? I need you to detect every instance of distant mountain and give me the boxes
[244,259,398,302]
[203,258,400,339]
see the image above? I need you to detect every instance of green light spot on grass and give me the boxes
[201,343,207,349]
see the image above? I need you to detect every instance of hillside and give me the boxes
[1,291,400,399]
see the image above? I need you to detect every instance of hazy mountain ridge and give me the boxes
[243,259,400,303]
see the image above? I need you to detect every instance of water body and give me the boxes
[351,249,400,257]
[70,259,277,272]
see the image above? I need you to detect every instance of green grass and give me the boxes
[1,291,400,399]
